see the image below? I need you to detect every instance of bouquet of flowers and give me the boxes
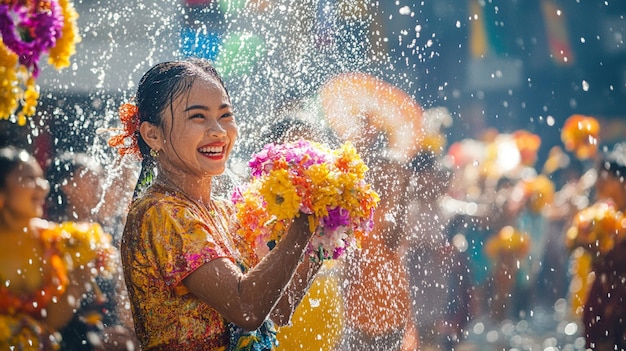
[232,139,379,261]
[565,200,626,255]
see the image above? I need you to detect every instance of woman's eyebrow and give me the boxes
[184,105,209,112]
[184,103,230,112]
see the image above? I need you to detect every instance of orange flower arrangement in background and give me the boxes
[522,174,555,213]
[561,114,600,160]
[512,129,541,166]
[485,225,531,261]
[565,200,626,255]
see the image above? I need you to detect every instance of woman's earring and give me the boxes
[150,149,159,158]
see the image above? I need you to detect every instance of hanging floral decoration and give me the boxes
[0,0,80,125]
[232,139,379,262]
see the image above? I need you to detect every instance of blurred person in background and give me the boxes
[340,154,416,351]
[46,151,138,350]
[0,146,110,350]
[576,142,626,350]
[404,150,468,350]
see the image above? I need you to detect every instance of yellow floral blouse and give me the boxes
[121,183,257,351]
[1,220,116,351]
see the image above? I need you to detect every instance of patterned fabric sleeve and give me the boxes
[143,202,233,290]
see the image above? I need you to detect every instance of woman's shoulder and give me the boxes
[130,184,191,214]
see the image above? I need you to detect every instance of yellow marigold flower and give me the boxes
[0,42,21,120]
[334,142,368,179]
[259,169,301,221]
[48,0,81,69]
[335,173,362,214]
[307,163,341,217]
[54,222,116,275]
[359,184,380,213]
[16,77,40,125]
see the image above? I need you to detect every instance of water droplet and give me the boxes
[564,322,577,336]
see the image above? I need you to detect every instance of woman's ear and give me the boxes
[140,122,163,151]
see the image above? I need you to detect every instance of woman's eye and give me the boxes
[221,112,234,119]
[191,114,205,120]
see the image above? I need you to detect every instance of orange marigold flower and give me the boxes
[561,114,600,160]
[512,129,541,166]
[108,103,141,157]
[565,200,626,255]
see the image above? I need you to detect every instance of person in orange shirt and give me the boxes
[341,156,416,350]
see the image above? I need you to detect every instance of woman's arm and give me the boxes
[183,214,314,331]
[270,255,323,326]
[44,265,93,330]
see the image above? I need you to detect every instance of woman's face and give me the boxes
[157,77,238,180]
[61,165,103,220]
[0,159,50,221]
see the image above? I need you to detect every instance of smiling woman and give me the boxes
[109,58,322,351]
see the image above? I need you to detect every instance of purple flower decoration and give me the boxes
[322,207,351,231]
[0,1,64,76]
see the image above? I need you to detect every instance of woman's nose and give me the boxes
[36,177,50,192]
[207,119,226,137]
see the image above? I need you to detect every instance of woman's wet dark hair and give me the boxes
[132,58,230,198]
[0,146,30,189]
